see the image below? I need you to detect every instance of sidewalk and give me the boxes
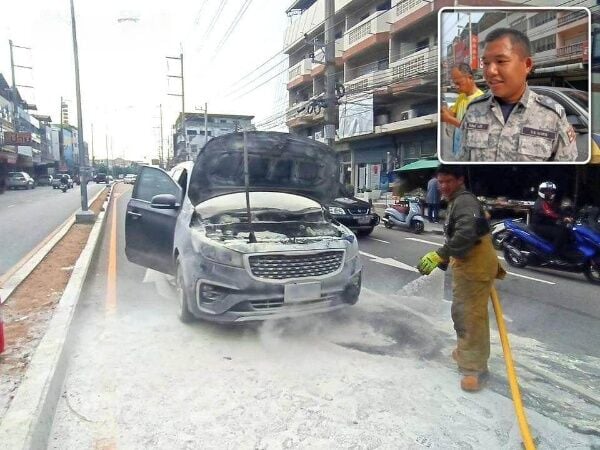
[372,201,444,235]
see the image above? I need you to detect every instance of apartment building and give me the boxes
[172,112,254,163]
[284,0,518,192]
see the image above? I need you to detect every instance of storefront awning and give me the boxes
[395,159,440,172]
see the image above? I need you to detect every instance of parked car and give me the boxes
[327,195,380,236]
[35,174,53,186]
[125,132,362,323]
[94,172,108,183]
[529,86,589,162]
[7,172,35,190]
[124,173,137,184]
[52,174,74,189]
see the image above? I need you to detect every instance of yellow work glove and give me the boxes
[417,251,445,275]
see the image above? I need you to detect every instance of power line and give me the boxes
[197,0,229,52]
[211,0,254,59]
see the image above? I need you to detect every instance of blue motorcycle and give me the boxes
[502,218,600,284]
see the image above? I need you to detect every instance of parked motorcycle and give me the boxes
[502,219,600,284]
[382,197,425,234]
[60,183,68,193]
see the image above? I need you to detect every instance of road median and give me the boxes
[0,184,116,449]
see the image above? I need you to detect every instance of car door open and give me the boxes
[125,166,182,275]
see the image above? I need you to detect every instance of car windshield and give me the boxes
[1,3,598,449]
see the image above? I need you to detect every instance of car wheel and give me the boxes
[176,259,195,323]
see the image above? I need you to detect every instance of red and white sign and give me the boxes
[3,131,32,145]
[470,35,479,70]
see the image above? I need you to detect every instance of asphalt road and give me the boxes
[0,183,105,277]
[47,184,599,447]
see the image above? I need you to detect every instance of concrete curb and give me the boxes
[0,187,108,304]
[0,185,116,449]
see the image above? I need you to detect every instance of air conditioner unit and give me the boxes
[400,109,417,121]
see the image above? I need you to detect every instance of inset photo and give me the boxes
[438,7,591,164]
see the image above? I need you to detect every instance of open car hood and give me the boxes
[188,132,341,206]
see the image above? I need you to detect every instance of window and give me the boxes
[510,17,527,34]
[220,119,227,123]
[133,167,179,203]
[529,11,556,29]
[377,1,391,11]
[531,35,556,53]
[187,130,197,136]
[416,38,428,51]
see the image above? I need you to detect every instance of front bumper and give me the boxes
[332,214,380,231]
[183,255,362,322]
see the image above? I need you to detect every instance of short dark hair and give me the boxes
[484,28,531,58]
[436,164,465,179]
[452,63,473,77]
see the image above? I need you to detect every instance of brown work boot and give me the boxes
[460,371,489,392]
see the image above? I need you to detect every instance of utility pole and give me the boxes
[166,53,186,160]
[159,104,164,167]
[69,0,94,222]
[90,123,95,166]
[8,40,18,144]
[59,97,65,169]
[324,0,336,148]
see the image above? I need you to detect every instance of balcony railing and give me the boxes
[556,41,585,58]
[286,100,325,123]
[288,59,312,81]
[344,69,391,94]
[393,0,424,21]
[557,10,587,28]
[344,10,391,50]
[390,47,436,82]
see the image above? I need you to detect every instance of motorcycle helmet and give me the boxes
[538,181,557,200]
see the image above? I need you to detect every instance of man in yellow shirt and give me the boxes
[441,64,484,157]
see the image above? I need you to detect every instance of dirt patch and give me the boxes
[0,189,108,418]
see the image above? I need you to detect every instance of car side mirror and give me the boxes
[151,194,179,209]
[567,115,587,133]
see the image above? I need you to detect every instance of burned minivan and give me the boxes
[125,132,362,322]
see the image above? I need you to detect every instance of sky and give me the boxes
[0,0,291,163]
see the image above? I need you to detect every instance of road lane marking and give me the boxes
[359,250,419,273]
[7,204,15,208]
[405,237,443,246]
[106,193,118,313]
[402,239,556,285]
[367,237,390,244]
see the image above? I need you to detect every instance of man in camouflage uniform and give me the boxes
[418,165,505,392]
[459,28,578,162]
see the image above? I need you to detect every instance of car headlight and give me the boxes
[329,207,346,215]
[191,233,244,267]
[344,232,360,260]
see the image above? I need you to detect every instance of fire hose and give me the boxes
[490,286,536,450]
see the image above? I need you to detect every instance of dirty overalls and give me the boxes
[444,191,506,374]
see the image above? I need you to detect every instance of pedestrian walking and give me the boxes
[440,63,484,157]
[459,28,578,162]
[425,173,441,223]
[417,165,506,392]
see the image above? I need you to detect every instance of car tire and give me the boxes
[176,259,195,323]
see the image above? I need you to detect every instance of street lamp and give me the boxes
[70,0,95,223]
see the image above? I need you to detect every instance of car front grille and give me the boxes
[248,251,344,280]
[348,207,369,215]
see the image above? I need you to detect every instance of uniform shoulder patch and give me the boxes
[534,94,564,117]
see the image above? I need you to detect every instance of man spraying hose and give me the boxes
[417,165,506,392]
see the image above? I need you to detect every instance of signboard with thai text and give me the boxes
[4,132,32,145]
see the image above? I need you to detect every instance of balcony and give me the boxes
[287,59,313,89]
[556,41,586,58]
[390,47,437,83]
[557,10,587,28]
[311,38,344,75]
[343,10,391,61]
[344,69,390,95]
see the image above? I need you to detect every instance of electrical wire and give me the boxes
[211,0,254,59]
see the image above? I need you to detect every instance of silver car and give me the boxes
[7,172,35,190]
[125,132,362,323]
